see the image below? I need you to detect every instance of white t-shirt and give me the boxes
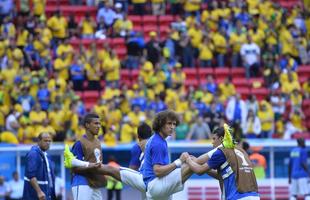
[7,179,24,199]
[240,43,260,66]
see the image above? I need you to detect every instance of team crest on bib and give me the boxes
[94,148,101,163]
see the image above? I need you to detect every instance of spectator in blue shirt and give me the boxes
[288,138,310,200]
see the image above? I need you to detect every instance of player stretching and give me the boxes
[185,124,260,200]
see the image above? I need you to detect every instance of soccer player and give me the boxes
[70,113,106,200]
[185,124,260,200]
[65,122,153,199]
[129,122,152,170]
[288,138,310,200]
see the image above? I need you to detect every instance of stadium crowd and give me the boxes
[0,0,309,146]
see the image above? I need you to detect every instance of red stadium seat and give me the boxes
[236,87,250,99]
[197,68,214,82]
[132,25,143,33]
[232,78,249,88]
[132,69,140,81]
[158,15,174,27]
[230,68,245,78]
[143,25,158,35]
[112,38,125,49]
[185,79,199,89]
[183,68,198,80]
[214,68,230,79]
[142,15,158,26]
[46,0,70,6]
[128,15,142,26]
[45,6,97,18]
[251,88,269,101]
[115,48,127,60]
[82,91,100,109]
[297,65,310,78]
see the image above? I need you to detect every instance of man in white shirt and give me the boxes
[240,35,261,78]
[7,172,23,200]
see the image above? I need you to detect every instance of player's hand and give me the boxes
[180,152,190,162]
[88,163,101,169]
[37,190,46,200]
[189,155,198,162]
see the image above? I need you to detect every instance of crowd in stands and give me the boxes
[0,0,309,145]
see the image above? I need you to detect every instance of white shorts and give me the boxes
[291,178,310,196]
[72,185,103,200]
[238,196,260,200]
[146,168,183,200]
[120,167,147,200]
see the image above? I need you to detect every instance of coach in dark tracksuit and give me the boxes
[23,132,56,200]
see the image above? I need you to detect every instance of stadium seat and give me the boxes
[236,87,250,99]
[132,24,143,33]
[230,68,245,78]
[197,68,214,82]
[214,68,230,80]
[128,15,142,26]
[232,78,249,88]
[183,68,198,80]
[142,15,158,26]
[131,69,140,81]
[185,79,199,89]
[297,65,310,78]
[251,88,269,101]
[121,69,131,79]
[143,25,158,35]
[82,91,100,109]
[46,0,70,6]
[115,48,127,60]
[158,15,174,27]
[112,38,125,49]
[45,6,97,18]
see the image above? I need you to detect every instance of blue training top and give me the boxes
[130,143,142,169]
[290,147,308,179]
[141,133,169,186]
[71,140,88,186]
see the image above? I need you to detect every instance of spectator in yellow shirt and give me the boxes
[171,62,186,89]
[218,76,236,102]
[33,0,46,17]
[302,78,310,98]
[289,107,305,131]
[212,28,227,67]
[47,10,68,41]
[199,36,214,67]
[290,89,302,109]
[102,50,120,87]
[230,27,246,67]
[113,13,133,37]
[120,117,135,143]
[281,72,301,95]
[79,12,96,39]
[257,101,274,138]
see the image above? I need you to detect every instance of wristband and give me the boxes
[174,159,182,168]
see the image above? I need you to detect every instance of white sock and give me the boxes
[71,158,89,167]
